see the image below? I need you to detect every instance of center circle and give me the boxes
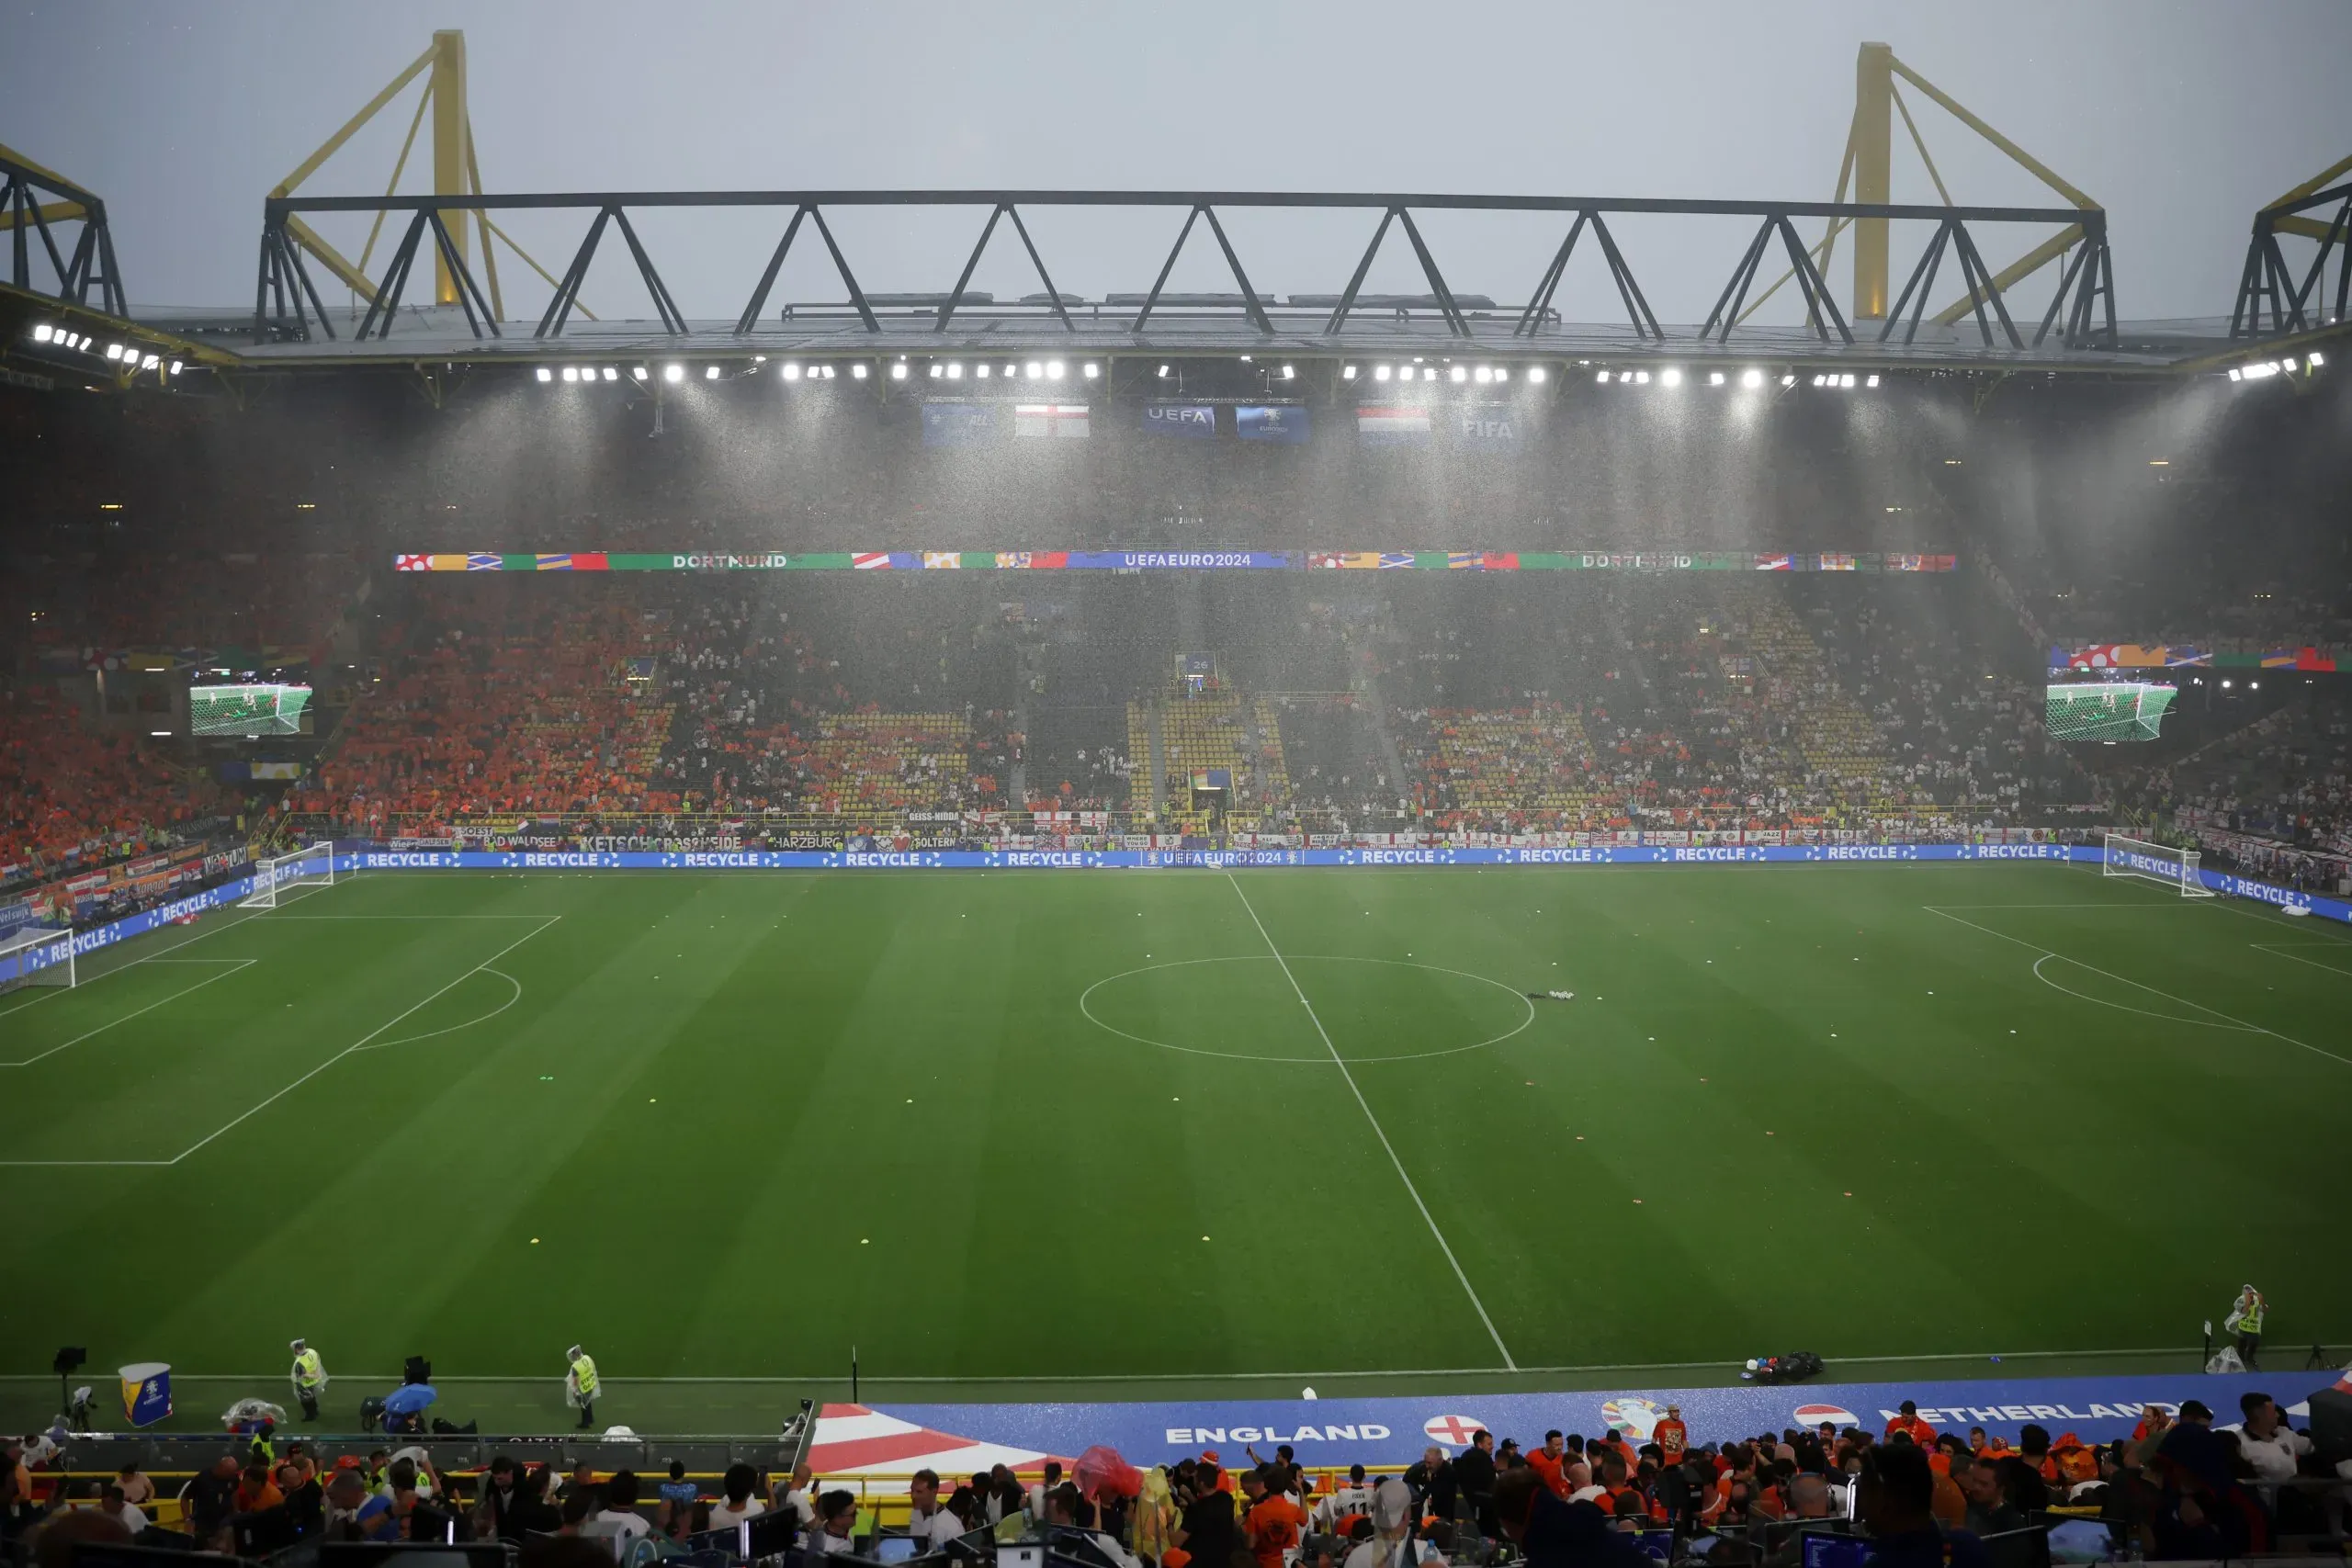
[1079,955,1537,1064]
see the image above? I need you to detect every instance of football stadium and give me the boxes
[4,7,2351,1565]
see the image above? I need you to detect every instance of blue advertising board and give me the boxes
[1236,405,1311,444]
[1142,401,1218,440]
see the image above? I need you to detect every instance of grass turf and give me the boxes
[2,861,2346,1434]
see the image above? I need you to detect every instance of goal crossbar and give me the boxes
[2102,832,2215,897]
[0,925,75,993]
[239,841,338,909]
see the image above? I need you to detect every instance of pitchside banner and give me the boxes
[820,1371,2338,1473]
[920,402,999,447]
[39,845,2352,975]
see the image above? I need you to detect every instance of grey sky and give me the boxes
[10,0,2348,326]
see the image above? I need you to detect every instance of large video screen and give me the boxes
[190,682,312,737]
[2045,680,2175,743]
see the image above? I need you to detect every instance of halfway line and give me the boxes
[1224,872,1517,1370]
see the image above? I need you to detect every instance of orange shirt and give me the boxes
[1527,1450,1570,1499]
[1654,1418,1690,1465]
[1884,1416,1935,1447]
[1245,1495,1303,1568]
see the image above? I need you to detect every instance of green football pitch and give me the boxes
[3,862,2346,1435]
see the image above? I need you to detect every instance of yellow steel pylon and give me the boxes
[270,29,581,321]
[0,141,91,230]
[1740,41,2099,330]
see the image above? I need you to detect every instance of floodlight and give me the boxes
[945,362,963,378]
[1156,364,1170,378]
[1839,373,1856,388]
[890,363,908,379]
[1281,364,1295,379]
[1493,367,1508,382]
[705,366,719,379]
[2308,350,2325,367]
[1474,367,1493,384]
[1707,371,1724,386]
[1633,370,1650,384]
[1527,366,1547,383]
[819,365,835,378]
[663,364,684,383]
[168,361,182,376]
[631,367,648,380]
[601,367,616,381]
[2280,355,2298,370]
[31,323,52,343]
[1449,365,1467,383]
[1374,366,1392,381]
[930,364,944,378]
[1864,373,1880,387]
[852,363,868,379]
[106,344,123,360]
[976,363,991,378]
[141,354,159,370]
[1781,374,1797,386]
[1740,367,1764,389]
[536,367,552,382]
[1596,370,1611,383]
[561,367,579,382]
[782,363,802,380]
[1046,360,1066,378]
[1341,365,1357,379]
[1659,367,1682,387]
[1810,374,1826,387]
[1024,361,1043,378]
[1083,362,1100,378]
[2227,367,2243,381]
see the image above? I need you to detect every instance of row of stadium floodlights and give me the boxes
[530,358,1895,389]
[25,322,185,379]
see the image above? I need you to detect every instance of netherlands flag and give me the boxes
[1356,406,1430,444]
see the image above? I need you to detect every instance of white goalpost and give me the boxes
[2102,832,2215,897]
[239,841,339,908]
[0,925,75,996]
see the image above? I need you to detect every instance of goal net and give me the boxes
[239,841,337,908]
[2102,833,2214,897]
[0,925,74,996]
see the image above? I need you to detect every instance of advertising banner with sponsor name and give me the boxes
[810,1371,2333,1473]
[1142,401,1219,440]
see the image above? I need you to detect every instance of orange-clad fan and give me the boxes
[1654,1405,1690,1469]
[1884,1400,1936,1447]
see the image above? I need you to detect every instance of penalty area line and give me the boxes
[1923,906,2351,1068]
[0,959,259,1069]
[165,916,562,1165]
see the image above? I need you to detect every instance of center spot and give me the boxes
[1080,955,1534,1063]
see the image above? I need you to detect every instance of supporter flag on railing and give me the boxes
[1819,552,1857,570]
[394,554,433,572]
[852,553,894,570]
[1754,554,1794,570]
[922,552,963,569]
[465,554,502,570]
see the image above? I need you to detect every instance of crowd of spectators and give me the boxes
[0,682,229,875]
[6,1390,2344,1566]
